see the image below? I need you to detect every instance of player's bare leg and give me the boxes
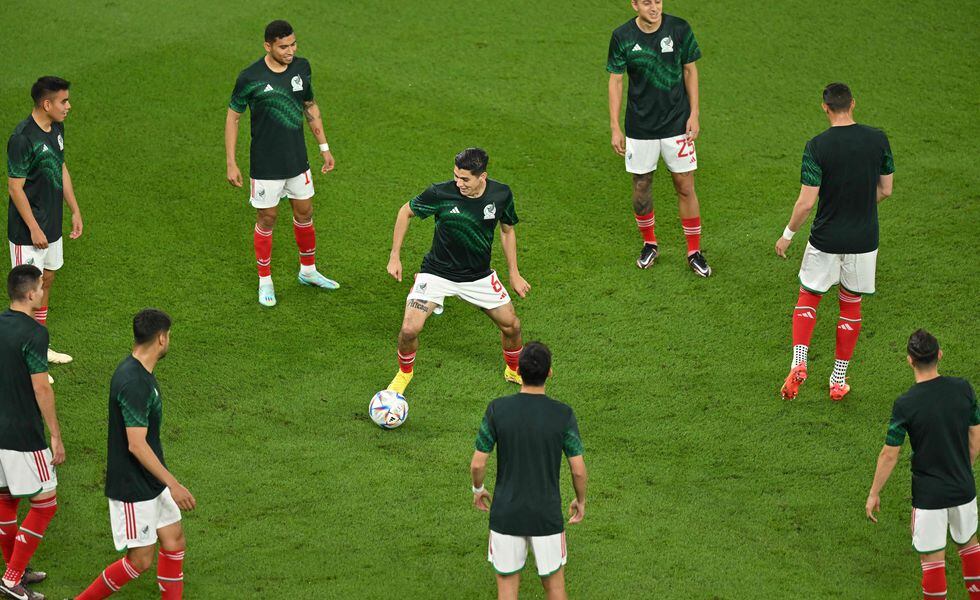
[156,522,186,598]
[541,567,568,600]
[632,172,658,268]
[291,198,338,290]
[388,299,437,394]
[39,269,71,366]
[672,171,710,277]
[255,206,278,306]
[484,303,523,384]
[495,572,520,600]
[920,548,948,600]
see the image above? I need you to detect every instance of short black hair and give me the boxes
[31,76,70,107]
[823,82,853,113]
[454,148,489,176]
[133,309,172,346]
[907,329,940,368]
[518,342,552,386]
[7,265,42,302]
[265,20,294,43]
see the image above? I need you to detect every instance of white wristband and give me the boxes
[319,142,330,152]
[472,484,485,494]
[782,226,796,241]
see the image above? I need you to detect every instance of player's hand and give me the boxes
[611,128,626,156]
[510,273,531,298]
[473,489,492,512]
[321,150,335,174]
[775,236,792,258]
[49,435,65,466]
[387,255,402,282]
[70,212,83,239]
[568,499,585,524]
[30,228,49,249]
[865,494,880,523]
[170,483,197,511]
[226,163,243,188]
[686,114,700,142]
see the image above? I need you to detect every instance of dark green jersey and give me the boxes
[105,355,167,502]
[475,393,583,536]
[885,377,979,510]
[801,124,895,254]
[6,116,65,245]
[0,310,49,452]
[606,15,701,140]
[409,180,519,283]
[229,57,315,180]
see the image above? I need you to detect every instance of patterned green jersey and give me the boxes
[475,393,583,536]
[0,309,49,452]
[801,124,894,254]
[6,116,65,245]
[409,180,519,283]
[229,56,315,180]
[105,355,167,502]
[607,15,701,140]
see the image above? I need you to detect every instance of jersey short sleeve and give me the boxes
[475,404,496,453]
[303,65,315,103]
[679,26,702,64]
[499,190,519,226]
[967,382,980,426]
[6,133,32,178]
[885,399,908,447]
[22,327,50,375]
[801,140,822,187]
[881,135,895,175]
[409,185,440,219]
[606,31,627,74]
[562,411,583,457]
[117,380,154,428]
[229,74,249,113]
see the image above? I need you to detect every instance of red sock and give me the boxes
[254,224,273,278]
[397,350,416,374]
[76,557,142,599]
[33,306,48,326]
[959,544,980,598]
[0,493,20,563]
[503,346,522,371]
[3,495,57,585]
[836,290,862,360]
[793,288,822,347]
[157,549,185,599]
[681,217,701,255]
[922,560,947,599]
[634,212,656,244]
[293,219,316,268]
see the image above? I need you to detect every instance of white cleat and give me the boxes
[47,348,73,364]
[47,374,54,384]
[258,284,277,307]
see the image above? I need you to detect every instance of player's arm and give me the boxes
[303,100,335,174]
[608,73,626,156]
[775,185,819,258]
[865,444,901,523]
[970,425,980,465]
[567,455,588,524]
[499,223,530,298]
[224,108,244,188]
[683,61,700,141]
[31,373,64,465]
[8,177,48,249]
[125,427,196,510]
[62,163,83,239]
[387,203,416,282]
[470,450,492,512]
[877,173,893,204]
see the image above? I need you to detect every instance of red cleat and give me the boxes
[781,364,808,400]
[830,382,851,402]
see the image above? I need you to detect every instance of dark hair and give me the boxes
[907,329,940,367]
[822,82,853,113]
[133,309,172,345]
[265,20,294,43]
[31,76,70,107]
[518,342,552,386]
[454,148,489,176]
[7,265,42,301]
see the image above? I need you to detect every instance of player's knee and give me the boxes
[256,211,278,229]
[632,175,652,195]
[293,206,313,222]
[161,532,186,553]
[126,548,154,572]
[398,325,420,343]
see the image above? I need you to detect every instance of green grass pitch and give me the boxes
[1,0,978,597]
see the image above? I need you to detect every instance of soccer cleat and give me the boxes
[687,251,712,277]
[298,270,340,290]
[636,243,659,269]
[780,364,808,400]
[46,348,72,364]
[387,370,413,395]
[504,367,523,385]
[830,382,851,402]
[47,374,54,385]
[21,569,45,585]
[0,581,31,600]
[258,284,277,307]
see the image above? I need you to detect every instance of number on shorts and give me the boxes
[676,138,693,158]
[490,273,503,293]
[303,170,311,185]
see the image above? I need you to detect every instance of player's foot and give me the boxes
[258,284,277,307]
[298,270,340,290]
[0,581,36,600]
[780,364,808,400]
[47,374,54,385]
[504,367,523,385]
[46,348,72,364]
[21,569,45,585]
[387,370,413,395]
[830,382,851,402]
[687,251,712,277]
[636,243,659,269]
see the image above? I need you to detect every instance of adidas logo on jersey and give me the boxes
[632,43,642,52]
[41,144,49,152]
[263,84,274,92]
[450,207,460,214]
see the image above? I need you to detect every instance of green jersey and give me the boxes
[6,116,65,245]
[229,56,315,180]
[105,355,167,503]
[801,124,895,254]
[606,15,701,140]
[0,309,49,452]
[409,180,519,283]
[885,377,979,510]
[475,393,583,536]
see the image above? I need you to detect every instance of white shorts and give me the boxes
[798,242,877,295]
[912,498,978,553]
[9,238,64,271]
[407,271,511,311]
[488,530,567,577]
[109,488,182,551]
[0,448,57,497]
[625,136,698,174]
[250,169,314,208]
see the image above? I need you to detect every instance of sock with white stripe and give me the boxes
[832,289,862,385]
[921,559,947,599]
[681,216,702,255]
[0,493,20,563]
[76,557,143,600]
[959,543,980,598]
[3,495,57,586]
[33,305,48,327]
[293,218,317,276]
[254,224,274,281]
[791,288,822,368]
[158,549,185,599]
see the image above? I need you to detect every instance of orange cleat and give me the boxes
[830,382,850,402]
[780,364,808,400]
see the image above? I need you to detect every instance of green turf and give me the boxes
[1,0,979,597]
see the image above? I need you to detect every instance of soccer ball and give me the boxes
[369,390,409,429]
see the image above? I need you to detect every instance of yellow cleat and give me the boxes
[504,367,522,385]
[388,370,414,395]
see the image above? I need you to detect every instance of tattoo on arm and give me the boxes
[408,300,430,313]
[304,100,319,124]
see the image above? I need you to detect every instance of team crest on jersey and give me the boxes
[57,134,64,151]
[291,76,304,92]
[483,204,496,220]
[660,37,674,53]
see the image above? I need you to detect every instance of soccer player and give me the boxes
[385,148,530,394]
[225,20,339,307]
[0,266,65,600]
[75,309,195,600]
[865,330,980,600]
[776,83,894,401]
[607,0,711,277]
[470,342,587,600]
[7,76,84,375]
